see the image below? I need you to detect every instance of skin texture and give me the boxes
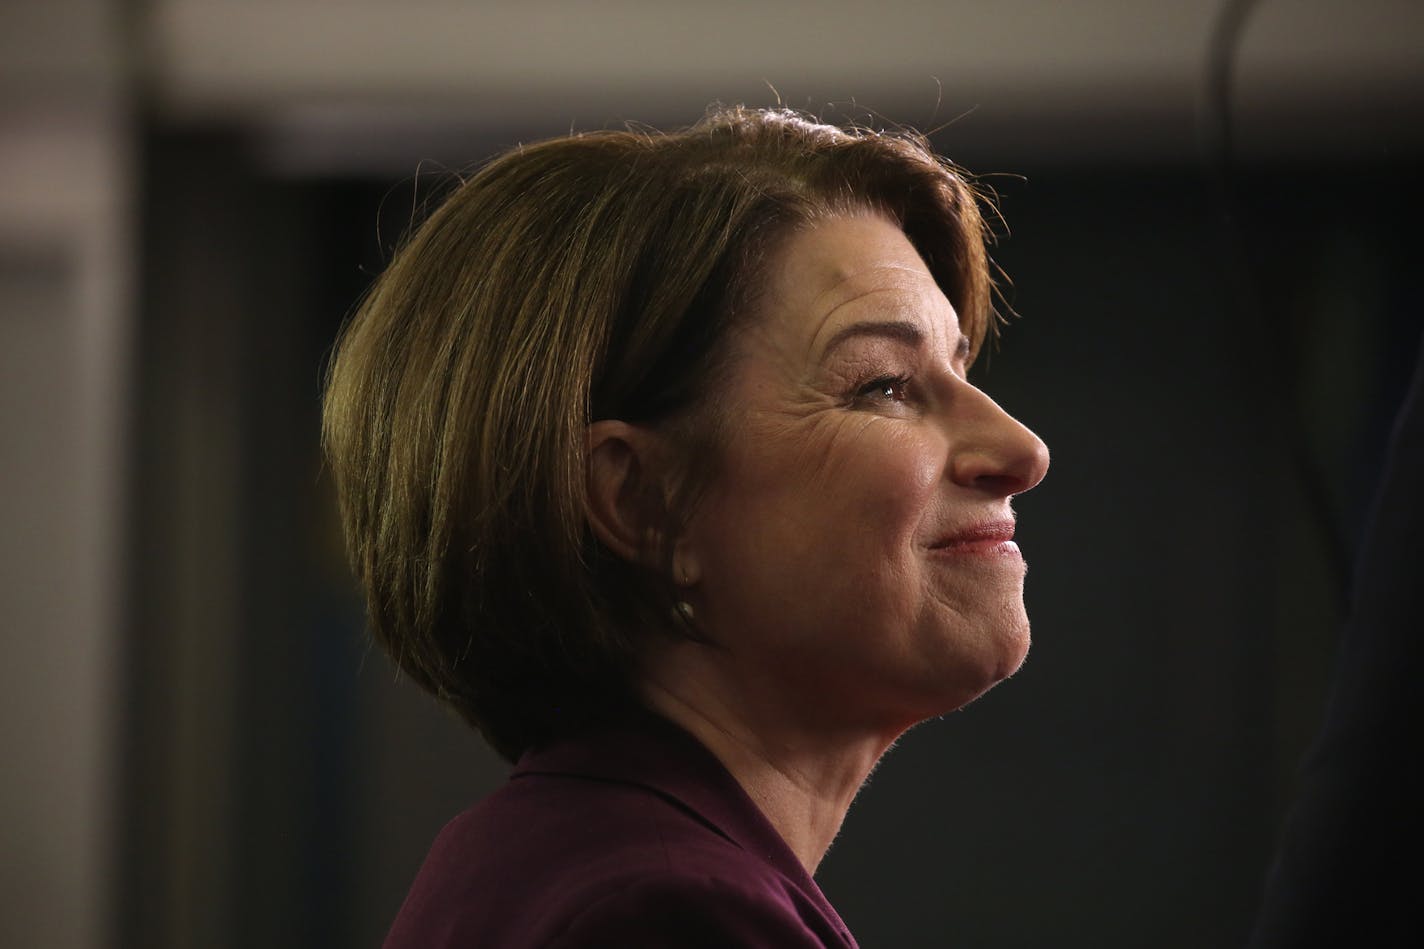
[590,211,1049,873]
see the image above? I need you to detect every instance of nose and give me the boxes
[945,383,1050,496]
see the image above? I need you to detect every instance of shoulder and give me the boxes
[547,871,837,949]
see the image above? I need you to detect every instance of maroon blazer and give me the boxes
[383,710,860,948]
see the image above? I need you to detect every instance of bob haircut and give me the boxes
[322,105,1002,762]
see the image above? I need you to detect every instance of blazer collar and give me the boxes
[511,708,851,938]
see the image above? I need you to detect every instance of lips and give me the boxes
[929,519,1019,555]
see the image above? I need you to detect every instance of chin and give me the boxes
[990,612,1033,684]
[940,615,1033,712]
[998,619,1032,678]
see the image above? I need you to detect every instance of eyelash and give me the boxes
[854,374,914,405]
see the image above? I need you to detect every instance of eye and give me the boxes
[855,374,912,404]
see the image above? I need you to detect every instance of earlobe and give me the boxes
[671,539,701,588]
[585,420,663,565]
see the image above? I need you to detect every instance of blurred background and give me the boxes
[3,1,1421,946]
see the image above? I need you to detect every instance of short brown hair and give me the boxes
[321,105,1000,761]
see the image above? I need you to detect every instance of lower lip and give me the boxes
[932,539,1021,557]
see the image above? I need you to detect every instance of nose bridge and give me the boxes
[940,377,1049,494]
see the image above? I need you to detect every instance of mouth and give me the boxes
[929,519,1021,557]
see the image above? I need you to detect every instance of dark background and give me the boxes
[121,138,1421,948]
[3,1,1420,947]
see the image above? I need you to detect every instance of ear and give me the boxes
[585,419,667,566]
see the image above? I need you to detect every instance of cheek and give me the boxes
[753,415,939,516]
[831,424,945,552]
[690,418,947,597]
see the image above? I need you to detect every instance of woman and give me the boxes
[322,106,1049,947]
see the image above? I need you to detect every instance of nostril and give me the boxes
[978,472,1031,496]
[950,451,1019,494]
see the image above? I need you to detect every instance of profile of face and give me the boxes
[672,212,1050,734]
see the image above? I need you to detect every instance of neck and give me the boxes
[640,648,902,875]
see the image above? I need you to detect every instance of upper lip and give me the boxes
[930,518,1016,548]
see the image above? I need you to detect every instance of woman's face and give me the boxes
[676,212,1050,732]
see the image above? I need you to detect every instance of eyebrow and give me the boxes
[821,319,971,362]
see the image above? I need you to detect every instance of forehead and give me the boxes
[754,213,961,355]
